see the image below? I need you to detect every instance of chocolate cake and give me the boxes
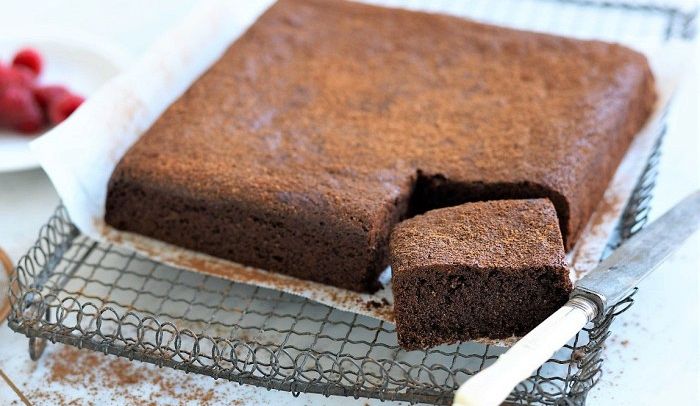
[105,0,655,292]
[390,199,571,349]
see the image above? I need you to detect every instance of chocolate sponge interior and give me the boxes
[392,264,572,349]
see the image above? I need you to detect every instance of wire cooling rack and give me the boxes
[7,1,697,405]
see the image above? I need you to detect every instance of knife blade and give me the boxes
[574,189,700,314]
[453,190,700,406]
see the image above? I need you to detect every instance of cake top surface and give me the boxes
[390,199,567,271]
[115,0,654,247]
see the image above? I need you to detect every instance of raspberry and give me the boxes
[12,48,43,76]
[33,85,69,109]
[0,85,44,134]
[0,64,35,90]
[48,93,84,125]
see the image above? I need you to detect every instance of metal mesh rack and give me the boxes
[7,1,697,405]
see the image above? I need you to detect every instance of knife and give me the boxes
[453,190,700,406]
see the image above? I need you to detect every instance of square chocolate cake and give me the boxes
[105,0,655,294]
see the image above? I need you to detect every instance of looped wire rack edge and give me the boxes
[7,0,696,405]
[5,133,664,405]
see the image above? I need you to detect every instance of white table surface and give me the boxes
[0,1,698,405]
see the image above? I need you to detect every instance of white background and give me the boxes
[0,1,698,405]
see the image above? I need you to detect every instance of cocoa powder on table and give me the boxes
[26,344,248,405]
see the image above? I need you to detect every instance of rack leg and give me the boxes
[28,307,51,360]
[28,336,47,360]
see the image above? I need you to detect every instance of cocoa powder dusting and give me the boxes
[358,297,394,322]
[363,298,390,310]
[47,346,144,387]
[25,344,255,405]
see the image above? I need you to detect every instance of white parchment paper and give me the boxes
[30,0,688,346]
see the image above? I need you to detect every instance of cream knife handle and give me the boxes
[452,297,597,406]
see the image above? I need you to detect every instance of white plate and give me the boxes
[0,27,131,173]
